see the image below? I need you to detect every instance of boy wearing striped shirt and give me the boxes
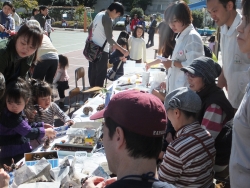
[159,87,216,188]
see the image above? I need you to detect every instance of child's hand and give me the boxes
[119,56,124,60]
[44,123,53,129]
[45,128,56,139]
[0,168,10,188]
[145,63,151,71]
[160,82,166,90]
[64,120,74,126]
[121,57,127,62]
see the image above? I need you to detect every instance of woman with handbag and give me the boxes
[107,37,129,81]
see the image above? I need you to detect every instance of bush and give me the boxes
[192,10,204,28]
[130,8,144,18]
[52,21,85,28]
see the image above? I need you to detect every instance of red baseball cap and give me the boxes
[90,90,167,137]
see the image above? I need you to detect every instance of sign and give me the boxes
[62,13,67,17]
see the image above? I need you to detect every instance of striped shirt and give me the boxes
[201,104,227,140]
[34,102,71,126]
[158,122,216,188]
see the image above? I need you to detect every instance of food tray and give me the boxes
[25,151,59,168]
[51,143,94,156]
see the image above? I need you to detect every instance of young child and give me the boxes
[208,35,216,53]
[0,78,56,167]
[128,25,147,63]
[108,38,129,80]
[117,30,130,41]
[53,54,70,109]
[31,79,74,126]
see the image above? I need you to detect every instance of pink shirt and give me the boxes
[53,68,69,83]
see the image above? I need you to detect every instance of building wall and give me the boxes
[145,0,174,15]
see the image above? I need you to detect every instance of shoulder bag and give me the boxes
[83,22,107,63]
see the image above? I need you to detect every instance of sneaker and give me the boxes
[59,102,64,109]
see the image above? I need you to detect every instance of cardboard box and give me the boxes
[24,151,59,168]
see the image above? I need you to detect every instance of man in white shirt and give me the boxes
[87,2,129,87]
[207,0,250,110]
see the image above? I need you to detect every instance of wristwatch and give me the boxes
[171,60,175,68]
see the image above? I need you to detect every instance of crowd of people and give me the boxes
[0,0,250,187]
[84,0,250,187]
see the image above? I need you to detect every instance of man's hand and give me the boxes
[217,69,227,90]
[82,177,105,188]
[0,168,10,188]
[123,49,129,57]
[105,177,117,186]
[166,132,173,143]
[158,151,165,160]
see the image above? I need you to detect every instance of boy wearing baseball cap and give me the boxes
[83,90,175,188]
[158,87,216,187]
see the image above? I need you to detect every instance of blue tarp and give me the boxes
[189,0,206,10]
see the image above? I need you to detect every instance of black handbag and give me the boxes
[106,61,122,81]
[83,29,107,63]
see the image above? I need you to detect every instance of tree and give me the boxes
[75,5,84,21]
[77,0,97,7]
[130,7,144,18]
[38,0,52,5]
[137,0,152,12]
[120,0,134,11]
[192,10,203,28]
[121,0,152,12]
[183,0,189,4]
[13,0,38,13]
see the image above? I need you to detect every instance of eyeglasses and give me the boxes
[185,72,197,78]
